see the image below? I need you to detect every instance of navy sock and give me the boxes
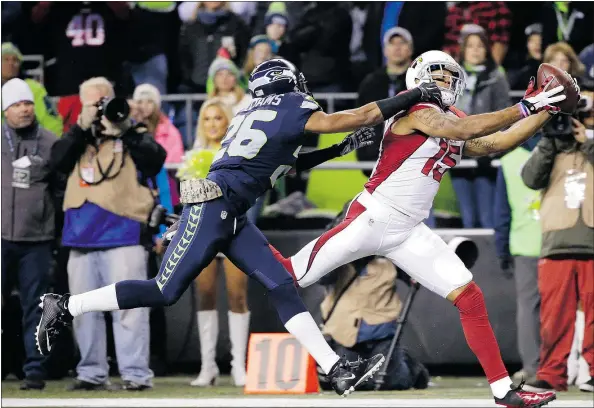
[115,279,165,310]
[268,282,308,324]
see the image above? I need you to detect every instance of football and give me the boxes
[536,63,580,114]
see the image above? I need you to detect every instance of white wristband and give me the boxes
[586,129,594,140]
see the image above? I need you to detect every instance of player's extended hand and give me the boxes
[337,127,375,156]
[417,81,444,108]
[520,76,566,116]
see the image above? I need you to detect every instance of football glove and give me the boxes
[337,127,375,156]
[418,81,444,108]
[162,220,180,249]
[519,76,565,116]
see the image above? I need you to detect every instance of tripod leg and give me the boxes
[374,282,420,390]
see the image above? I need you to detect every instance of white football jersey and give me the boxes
[364,103,465,222]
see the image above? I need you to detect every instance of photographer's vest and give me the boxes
[539,151,594,233]
[63,140,154,223]
[320,258,402,348]
[500,148,541,257]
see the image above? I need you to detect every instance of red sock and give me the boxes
[268,244,296,282]
[453,282,509,383]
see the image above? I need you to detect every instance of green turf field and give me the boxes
[2,376,591,400]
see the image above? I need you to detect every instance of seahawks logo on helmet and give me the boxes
[249,58,310,98]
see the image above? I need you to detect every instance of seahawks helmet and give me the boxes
[248,58,312,98]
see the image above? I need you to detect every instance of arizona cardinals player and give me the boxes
[270,50,577,407]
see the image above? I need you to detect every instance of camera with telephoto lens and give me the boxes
[92,97,131,132]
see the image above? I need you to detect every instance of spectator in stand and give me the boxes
[50,77,166,391]
[543,42,586,80]
[186,98,250,388]
[126,2,177,94]
[31,2,129,132]
[178,1,249,93]
[539,2,593,61]
[356,27,413,172]
[132,83,183,207]
[508,24,543,90]
[494,135,542,383]
[450,24,511,229]
[285,2,352,93]
[521,85,593,394]
[1,78,60,391]
[132,84,184,165]
[1,43,63,136]
[264,3,289,46]
[443,2,511,65]
[243,35,277,76]
[206,57,251,115]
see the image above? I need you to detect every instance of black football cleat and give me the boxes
[328,354,385,397]
[494,380,556,407]
[35,293,73,356]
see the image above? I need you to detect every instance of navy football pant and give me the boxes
[115,199,306,324]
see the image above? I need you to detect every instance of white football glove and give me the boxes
[519,76,566,115]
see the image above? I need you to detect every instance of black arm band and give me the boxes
[376,87,422,120]
[295,144,342,173]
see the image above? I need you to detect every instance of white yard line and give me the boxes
[2,398,592,408]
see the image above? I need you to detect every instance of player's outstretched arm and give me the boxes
[304,82,443,134]
[464,111,552,156]
[294,127,375,172]
[408,76,565,141]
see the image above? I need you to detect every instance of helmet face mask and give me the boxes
[406,51,466,107]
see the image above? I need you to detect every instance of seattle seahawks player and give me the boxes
[36,59,443,396]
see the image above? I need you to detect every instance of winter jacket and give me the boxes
[179,9,249,88]
[320,257,402,348]
[50,124,166,248]
[521,135,594,258]
[1,122,58,242]
[154,113,184,163]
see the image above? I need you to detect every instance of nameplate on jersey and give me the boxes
[180,178,223,204]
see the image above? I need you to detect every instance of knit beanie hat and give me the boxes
[264,2,289,28]
[133,83,161,108]
[207,57,241,80]
[249,34,279,54]
[2,78,34,111]
[1,42,23,61]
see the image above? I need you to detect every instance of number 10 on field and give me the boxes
[244,333,320,394]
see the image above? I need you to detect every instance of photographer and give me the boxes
[317,255,429,391]
[49,77,166,391]
[521,89,594,393]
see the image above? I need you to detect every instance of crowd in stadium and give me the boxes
[1,0,593,399]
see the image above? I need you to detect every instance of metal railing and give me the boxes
[164,91,525,143]
[164,158,500,171]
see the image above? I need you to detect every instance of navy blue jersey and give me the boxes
[207,92,320,214]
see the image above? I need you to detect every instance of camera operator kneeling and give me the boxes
[317,256,429,391]
[48,77,167,391]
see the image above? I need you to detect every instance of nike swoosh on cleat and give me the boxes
[344,373,356,380]
[46,331,52,352]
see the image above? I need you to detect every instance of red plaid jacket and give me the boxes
[443,1,511,59]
